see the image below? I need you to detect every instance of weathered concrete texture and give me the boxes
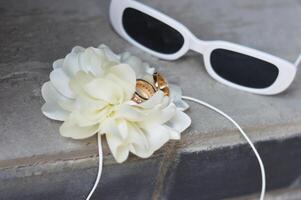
[1,0,301,199]
[93,158,160,200]
[230,187,301,200]
[163,136,301,200]
[0,158,161,200]
[1,0,301,170]
[0,0,125,64]
[2,136,301,200]
[0,0,121,167]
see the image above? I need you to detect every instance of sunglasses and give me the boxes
[110,0,300,95]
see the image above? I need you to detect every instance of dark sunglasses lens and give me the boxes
[122,8,184,54]
[210,49,279,88]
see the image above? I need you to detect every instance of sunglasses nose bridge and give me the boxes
[189,35,208,55]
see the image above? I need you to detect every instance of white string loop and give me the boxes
[86,133,103,200]
[182,96,266,200]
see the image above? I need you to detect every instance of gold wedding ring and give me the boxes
[153,72,170,96]
[132,79,157,104]
[131,72,170,104]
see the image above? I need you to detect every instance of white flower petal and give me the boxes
[117,119,128,139]
[72,46,85,53]
[75,96,107,111]
[109,64,136,87]
[101,118,129,139]
[98,44,120,63]
[53,59,64,69]
[143,63,155,75]
[126,123,150,157]
[120,52,144,78]
[106,133,129,163]
[169,84,182,100]
[130,144,150,158]
[41,82,73,120]
[41,81,73,103]
[106,74,135,101]
[169,84,189,111]
[115,145,130,163]
[71,108,108,127]
[58,101,76,112]
[78,47,105,76]
[119,52,155,78]
[128,123,149,148]
[142,74,155,86]
[84,78,124,103]
[142,124,171,155]
[69,71,94,98]
[50,68,74,98]
[60,120,98,139]
[164,125,181,140]
[174,100,190,112]
[146,103,177,125]
[62,50,82,77]
[166,110,191,134]
[42,102,69,121]
[100,118,121,137]
[139,91,165,109]
[115,104,146,121]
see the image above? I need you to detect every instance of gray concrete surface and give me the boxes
[1,158,160,200]
[230,187,301,200]
[163,137,301,200]
[1,0,301,199]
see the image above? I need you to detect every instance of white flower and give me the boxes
[41,44,191,163]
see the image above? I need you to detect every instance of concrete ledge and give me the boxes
[163,136,301,200]
[1,0,301,199]
[229,188,301,200]
[2,136,301,200]
[1,158,161,200]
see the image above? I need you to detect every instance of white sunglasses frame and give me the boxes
[110,0,299,95]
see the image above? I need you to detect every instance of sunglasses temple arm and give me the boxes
[294,54,301,68]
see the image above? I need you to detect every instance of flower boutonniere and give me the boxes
[41,44,191,163]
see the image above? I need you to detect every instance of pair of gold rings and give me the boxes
[132,73,169,104]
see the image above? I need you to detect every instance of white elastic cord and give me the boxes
[182,96,266,200]
[85,98,266,200]
[86,133,103,200]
